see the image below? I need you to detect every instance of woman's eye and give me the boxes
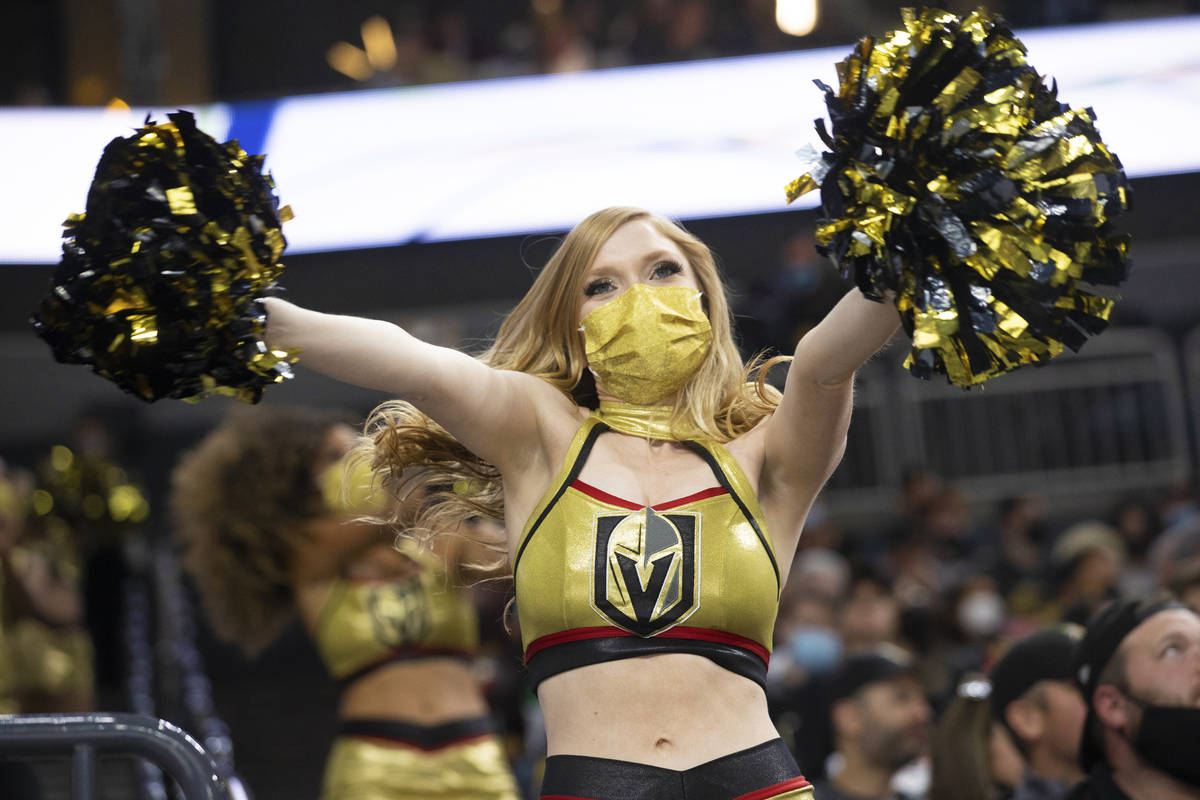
[652,260,683,279]
[584,278,615,297]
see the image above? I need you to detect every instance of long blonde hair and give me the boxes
[357,207,787,549]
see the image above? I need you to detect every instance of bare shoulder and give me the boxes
[724,418,770,489]
[493,371,591,515]
[503,370,589,440]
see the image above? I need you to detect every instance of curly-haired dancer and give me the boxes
[172,406,518,800]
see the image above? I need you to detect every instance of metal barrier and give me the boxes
[124,568,171,800]
[0,714,230,800]
[151,546,249,800]
[821,327,1194,521]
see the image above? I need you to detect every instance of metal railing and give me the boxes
[821,327,1194,520]
[0,714,230,800]
[124,570,171,800]
[151,546,248,800]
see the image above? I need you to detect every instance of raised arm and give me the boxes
[762,290,900,509]
[263,298,545,472]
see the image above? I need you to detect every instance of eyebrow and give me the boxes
[1155,630,1194,650]
[587,250,687,276]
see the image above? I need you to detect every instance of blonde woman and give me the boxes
[263,207,901,799]
[171,406,518,800]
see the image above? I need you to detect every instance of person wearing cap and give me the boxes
[1067,596,1200,800]
[989,627,1088,799]
[811,647,932,800]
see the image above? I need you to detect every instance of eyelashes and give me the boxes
[583,278,616,297]
[651,260,683,279]
[583,260,684,297]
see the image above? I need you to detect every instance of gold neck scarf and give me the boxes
[591,400,703,441]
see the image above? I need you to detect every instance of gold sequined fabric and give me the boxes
[591,401,704,442]
[580,285,712,405]
[787,7,1130,385]
[312,541,479,681]
[7,619,94,700]
[514,417,779,656]
[319,455,386,515]
[319,734,519,800]
[30,110,297,403]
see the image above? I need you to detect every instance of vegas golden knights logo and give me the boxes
[367,580,431,646]
[591,508,699,636]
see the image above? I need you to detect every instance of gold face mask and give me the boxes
[579,283,712,406]
[318,456,384,514]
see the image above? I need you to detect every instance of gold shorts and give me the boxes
[8,620,94,702]
[320,719,519,800]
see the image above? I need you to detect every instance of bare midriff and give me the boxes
[338,658,489,724]
[537,652,778,770]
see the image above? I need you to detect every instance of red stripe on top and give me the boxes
[524,625,770,664]
[569,480,643,510]
[732,776,812,800]
[653,486,728,510]
[570,480,728,511]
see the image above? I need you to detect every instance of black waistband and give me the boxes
[337,716,495,751]
[540,739,808,800]
[525,636,767,692]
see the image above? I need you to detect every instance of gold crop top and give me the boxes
[513,417,781,690]
[313,542,480,687]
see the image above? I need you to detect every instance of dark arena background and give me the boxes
[1,2,1199,799]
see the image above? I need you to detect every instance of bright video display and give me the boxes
[1,15,1196,263]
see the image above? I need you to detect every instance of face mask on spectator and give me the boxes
[788,626,842,675]
[1122,694,1200,787]
[958,592,1005,638]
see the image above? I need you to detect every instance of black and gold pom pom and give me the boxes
[787,7,1131,385]
[30,110,298,403]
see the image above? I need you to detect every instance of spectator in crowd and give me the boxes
[1150,518,1200,613]
[770,548,850,781]
[1048,522,1125,625]
[933,573,1010,687]
[738,231,849,358]
[929,677,1026,800]
[953,574,1008,647]
[990,627,1088,798]
[812,647,932,800]
[1159,484,1199,531]
[1109,498,1161,597]
[840,568,904,657]
[775,548,849,682]
[875,466,944,569]
[1156,520,1200,614]
[1067,597,1200,800]
[982,493,1052,615]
